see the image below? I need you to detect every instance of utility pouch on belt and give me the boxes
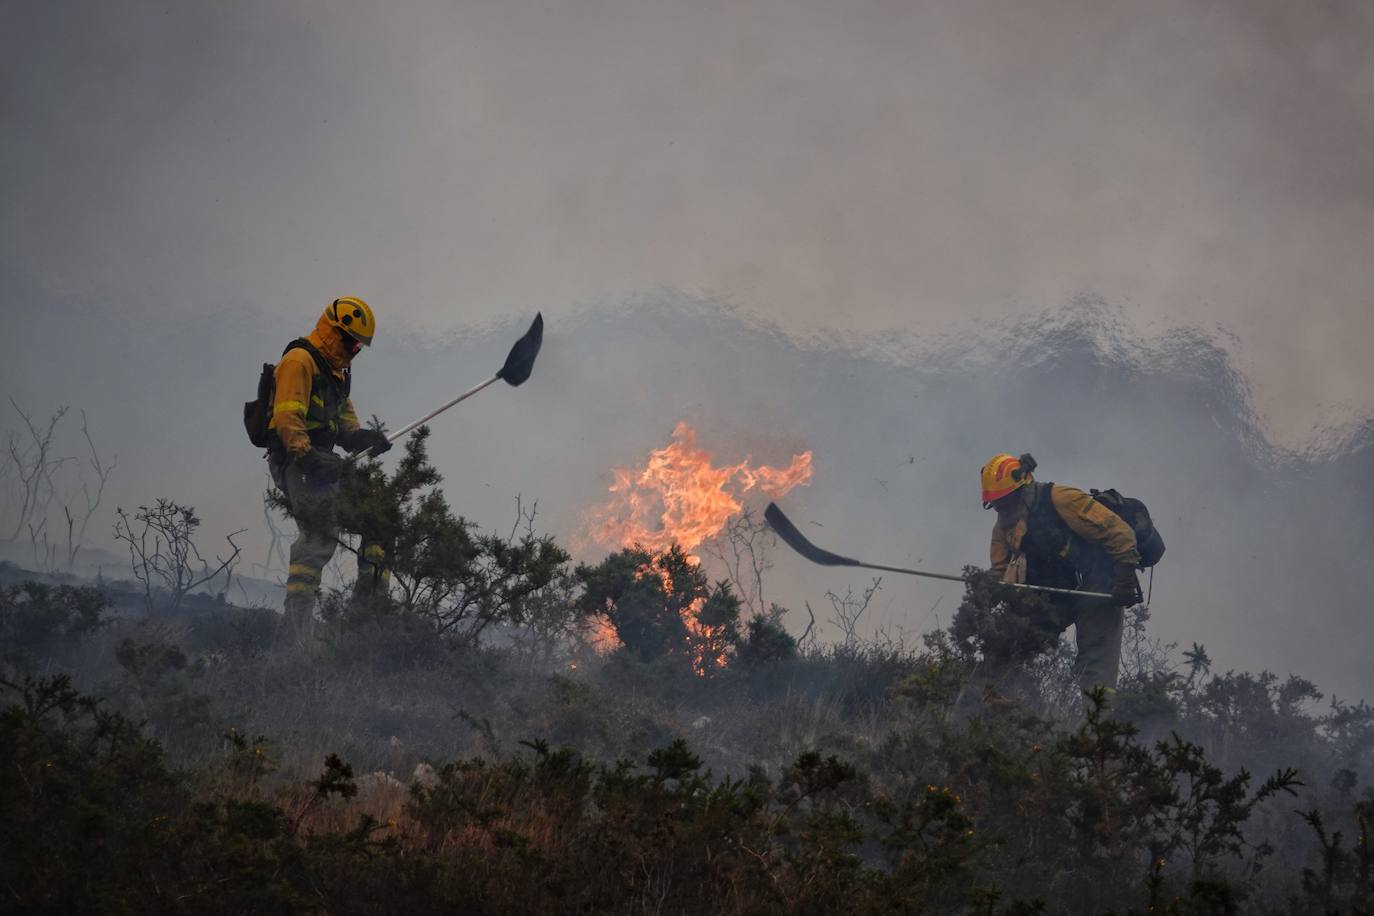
[1002,553,1028,585]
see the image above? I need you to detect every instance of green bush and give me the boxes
[576,543,742,674]
[4,439,1372,912]
[0,581,108,670]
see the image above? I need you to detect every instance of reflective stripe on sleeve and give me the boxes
[274,400,308,416]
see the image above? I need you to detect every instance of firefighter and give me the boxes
[980,453,1142,690]
[268,297,391,641]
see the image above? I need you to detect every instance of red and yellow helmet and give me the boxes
[980,453,1033,506]
[323,296,376,347]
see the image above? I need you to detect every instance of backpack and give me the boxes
[243,339,347,450]
[1089,488,1166,568]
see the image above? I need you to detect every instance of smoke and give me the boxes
[3,0,1373,442]
[2,0,1371,694]
[2,291,1370,700]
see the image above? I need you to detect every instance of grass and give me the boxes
[4,570,1374,913]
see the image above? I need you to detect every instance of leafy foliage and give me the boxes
[575,543,745,674]
[277,429,571,660]
[2,449,1371,912]
[0,580,108,670]
[736,604,800,667]
[0,675,173,912]
[9,668,1353,914]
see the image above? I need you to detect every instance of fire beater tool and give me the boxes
[764,501,1112,600]
[363,312,544,457]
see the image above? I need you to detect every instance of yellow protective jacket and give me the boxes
[990,482,1140,583]
[269,313,361,457]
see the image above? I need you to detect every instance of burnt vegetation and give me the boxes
[2,433,1373,914]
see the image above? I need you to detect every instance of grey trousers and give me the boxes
[1073,599,1124,691]
[996,569,1125,692]
[271,456,387,638]
[1062,564,1125,691]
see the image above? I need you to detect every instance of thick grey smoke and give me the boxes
[3,0,1373,441]
[2,3,1371,695]
[2,295,1371,701]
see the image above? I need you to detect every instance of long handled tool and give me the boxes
[365,312,544,456]
[764,502,1111,600]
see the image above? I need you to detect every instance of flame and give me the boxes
[583,421,813,556]
[682,599,728,673]
[584,599,623,653]
[582,422,813,669]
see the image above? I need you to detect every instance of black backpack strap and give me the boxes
[283,338,328,374]
[283,338,350,398]
[1020,482,1082,590]
[1027,482,1060,532]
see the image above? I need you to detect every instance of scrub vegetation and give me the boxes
[2,435,1372,915]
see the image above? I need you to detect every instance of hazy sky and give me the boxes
[4,0,1372,444]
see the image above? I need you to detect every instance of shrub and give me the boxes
[0,581,108,669]
[0,675,174,911]
[299,430,571,650]
[736,604,799,668]
[575,543,742,674]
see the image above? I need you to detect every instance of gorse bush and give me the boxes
[4,429,1374,912]
[270,430,572,668]
[332,431,570,643]
[576,543,743,672]
[0,675,174,912]
[0,673,1025,913]
[0,580,108,671]
[4,671,1366,914]
[737,603,800,668]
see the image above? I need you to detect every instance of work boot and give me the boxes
[275,596,320,654]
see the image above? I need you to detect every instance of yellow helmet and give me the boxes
[324,296,376,347]
[980,453,1035,506]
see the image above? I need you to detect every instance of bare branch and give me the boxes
[64,409,116,568]
[113,499,244,612]
[255,500,292,577]
[702,506,775,617]
[4,400,73,542]
[825,577,883,648]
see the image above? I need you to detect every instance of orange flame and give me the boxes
[683,600,729,674]
[582,422,813,669]
[583,599,622,654]
[583,421,813,556]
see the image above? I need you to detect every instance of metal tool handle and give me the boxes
[385,375,499,444]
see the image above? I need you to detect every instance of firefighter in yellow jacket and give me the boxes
[980,453,1142,690]
[269,297,391,640]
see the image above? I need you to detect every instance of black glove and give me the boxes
[1111,564,1141,607]
[343,428,392,458]
[296,447,345,484]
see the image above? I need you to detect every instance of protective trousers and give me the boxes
[272,457,387,641]
[1005,560,1121,694]
[990,570,1124,693]
[1067,568,1124,691]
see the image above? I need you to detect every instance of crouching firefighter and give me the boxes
[980,453,1152,692]
[265,297,392,641]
